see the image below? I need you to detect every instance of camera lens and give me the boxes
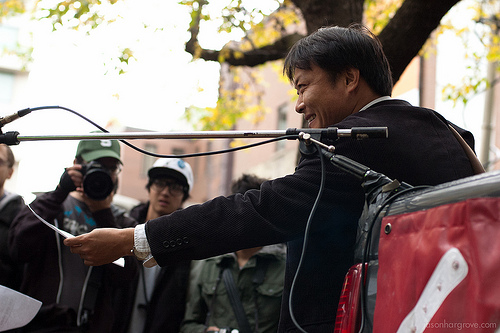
[83,168,114,200]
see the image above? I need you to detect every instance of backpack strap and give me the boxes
[222,266,253,333]
[448,124,485,174]
[78,265,104,329]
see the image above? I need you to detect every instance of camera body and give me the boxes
[80,161,115,200]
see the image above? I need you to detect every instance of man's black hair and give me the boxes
[231,174,268,195]
[283,23,393,96]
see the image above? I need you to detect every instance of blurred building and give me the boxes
[0,19,31,192]
[116,62,304,205]
[101,50,490,207]
[116,126,230,206]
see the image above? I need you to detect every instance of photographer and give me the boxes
[8,138,139,333]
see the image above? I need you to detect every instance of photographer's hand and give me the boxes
[58,165,83,193]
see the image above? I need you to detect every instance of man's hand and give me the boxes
[64,227,135,266]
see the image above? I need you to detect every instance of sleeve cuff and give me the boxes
[134,224,157,267]
[134,224,150,252]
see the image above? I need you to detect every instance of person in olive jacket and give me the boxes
[181,174,286,333]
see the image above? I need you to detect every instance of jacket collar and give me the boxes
[359,96,393,112]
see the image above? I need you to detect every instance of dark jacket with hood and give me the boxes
[8,186,139,333]
[0,191,24,290]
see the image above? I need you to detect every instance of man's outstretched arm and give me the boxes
[64,227,135,266]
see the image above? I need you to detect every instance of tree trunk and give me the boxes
[291,0,364,32]
[379,0,461,83]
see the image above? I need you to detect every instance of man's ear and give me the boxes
[6,167,13,180]
[344,67,360,92]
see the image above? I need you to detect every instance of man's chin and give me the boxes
[158,208,174,215]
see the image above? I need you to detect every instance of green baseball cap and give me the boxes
[75,138,122,164]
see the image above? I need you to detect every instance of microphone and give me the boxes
[0,108,32,127]
[286,126,388,140]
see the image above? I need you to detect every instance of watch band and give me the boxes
[131,246,148,260]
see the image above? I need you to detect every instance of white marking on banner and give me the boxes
[396,248,468,333]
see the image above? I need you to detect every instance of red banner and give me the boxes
[374,197,500,332]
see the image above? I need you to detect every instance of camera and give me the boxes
[80,161,115,200]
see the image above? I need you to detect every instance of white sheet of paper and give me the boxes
[0,285,42,331]
[27,205,125,267]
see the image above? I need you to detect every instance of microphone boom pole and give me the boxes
[15,130,291,142]
[1,127,388,145]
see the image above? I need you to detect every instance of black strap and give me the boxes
[222,267,253,333]
[79,266,104,329]
[221,257,270,333]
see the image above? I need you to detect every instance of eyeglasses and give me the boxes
[151,179,186,197]
[94,162,121,175]
[106,165,122,175]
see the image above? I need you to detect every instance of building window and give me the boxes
[142,143,157,177]
[172,148,185,156]
[277,103,288,150]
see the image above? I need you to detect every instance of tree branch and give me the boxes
[185,32,304,67]
[379,0,461,83]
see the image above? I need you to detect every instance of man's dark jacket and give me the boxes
[144,100,476,332]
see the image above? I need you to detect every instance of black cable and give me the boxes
[22,105,352,333]
[21,106,298,158]
[288,142,326,333]
[116,135,296,159]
